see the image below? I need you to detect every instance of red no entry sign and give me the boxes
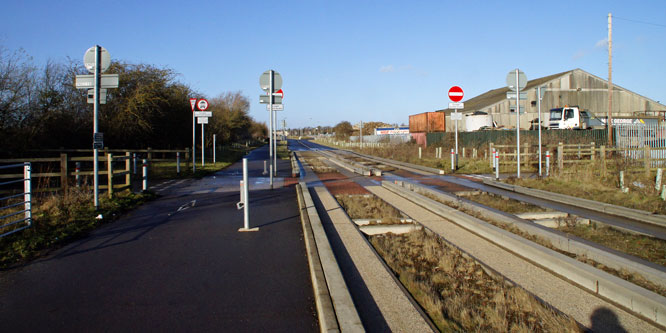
[448,86,464,102]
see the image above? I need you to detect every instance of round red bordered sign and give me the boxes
[197,99,209,111]
[448,86,464,102]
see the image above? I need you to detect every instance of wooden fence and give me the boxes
[0,148,189,196]
[489,142,665,175]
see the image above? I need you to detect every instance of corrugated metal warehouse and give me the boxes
[436,68,666,131]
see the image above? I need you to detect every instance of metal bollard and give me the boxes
[418,147,422,159]
[545,151,550,177]
[176,152,181,175]
[451,149,455,171]
[75,162,81,187]
[263,160,268,175]
[142,159,148,191]
[495,151,499,179]
[133,153,137,175]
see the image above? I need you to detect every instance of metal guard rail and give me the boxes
[0,163,32,237]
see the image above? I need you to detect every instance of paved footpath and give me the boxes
[0,145,317,332]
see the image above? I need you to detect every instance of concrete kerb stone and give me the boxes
[296,183,340,332]
[297,182,363,332]
[382,180,666,327]
[483,179,666,228]
[387,179,666,289]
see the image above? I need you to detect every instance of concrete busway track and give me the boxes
[323,143,666,242]
[298,140,666,331]
[389,178,666,292]
[381,180,666,327]
[295,150,436,332]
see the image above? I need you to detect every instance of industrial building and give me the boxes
[435,68,666,131]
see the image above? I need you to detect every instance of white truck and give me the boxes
[548,106,604,129]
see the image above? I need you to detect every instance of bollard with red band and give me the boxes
[142,159,148,191]
[495,151,500,180]
[451,149,455,171]
[545,151,550,177]
[75,162,81,187]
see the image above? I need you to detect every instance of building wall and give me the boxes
[445,69,666,131]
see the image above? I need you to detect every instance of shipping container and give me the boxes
[409,112,446,133]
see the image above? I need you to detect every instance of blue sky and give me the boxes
[1,0,664,128]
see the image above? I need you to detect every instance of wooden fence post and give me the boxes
[557,142,564,170]
[125,151,131,188]
[60,153,68,195]
[489,142,494,166]
[147,147,153,162]
[523,142,529,167]
[473,148,477,159]
[645,145,652,175]
[601,145,607,176]
[185,148,190,171]
[591,142,595,161]
[107,153,113,198]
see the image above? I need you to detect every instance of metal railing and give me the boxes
[0,163,32,237]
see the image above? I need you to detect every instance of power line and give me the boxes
[614,16,666,28]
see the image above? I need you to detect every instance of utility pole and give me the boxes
[608,12,614,147]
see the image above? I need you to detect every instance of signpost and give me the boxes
[506,69,527,178]
[537,86,546,176]
[448,86,464,169]
[190,98,197,172]
[260,70,283,185]
[197,99,210,166]
[75,45,118,209]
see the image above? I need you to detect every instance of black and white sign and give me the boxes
[197,99,209,111]
[197,117,209,124]
[194,111,212,117]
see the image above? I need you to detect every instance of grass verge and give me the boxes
[0,188,154,270]
[370,229,581,332]
[462,192,551,214]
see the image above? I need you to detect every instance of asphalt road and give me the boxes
[0,145,317,332]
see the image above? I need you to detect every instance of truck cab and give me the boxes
[549,106,594,129]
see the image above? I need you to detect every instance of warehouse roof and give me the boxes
[437,70,573,113]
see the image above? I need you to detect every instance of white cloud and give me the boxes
[379,65,394,73]
[595,38,608,49]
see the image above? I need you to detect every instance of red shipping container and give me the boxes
[409,112,446,133]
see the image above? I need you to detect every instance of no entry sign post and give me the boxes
[190,98,197,173]
[448,86,464,170]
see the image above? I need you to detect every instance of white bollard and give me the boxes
[263,160,268,175]
[142,159,148,191]
[176,152,181,175]
[495,151,499,179]
[418,147,422,159]
[656,168,663,191]
[238,158,258,232]
[545,151,550,177]
[24,163,31,222]
[75,162,81,187]
[451,149,455,171]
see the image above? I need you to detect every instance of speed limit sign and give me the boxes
[197,99,209,111]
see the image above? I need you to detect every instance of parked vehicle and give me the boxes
[548,106,604,129]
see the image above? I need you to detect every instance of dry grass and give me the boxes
[463,192,551,214]
[334,194,403,221]
[559,223,666,267]
[507,162,666,215]
[370,229,581,332]
[423,190,666,297]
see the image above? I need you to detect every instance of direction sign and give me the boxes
[259,70,282,92]
[87,89,107,104]
[448,102,464,109]
[197,99,209,111]
[259,95,283,104]
[84,46,111,73]
[448,86,464,102]
[197,117,209,124]
[506,92,527,100]
[266,104,284,111]
[189,98,197,111]
[75,74,119,89]
[194,111,212,117]
[506,70,527,91]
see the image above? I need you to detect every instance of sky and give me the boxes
[1,0,664,129]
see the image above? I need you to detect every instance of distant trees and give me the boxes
[0,45,266,154]
[333,121,353,140]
